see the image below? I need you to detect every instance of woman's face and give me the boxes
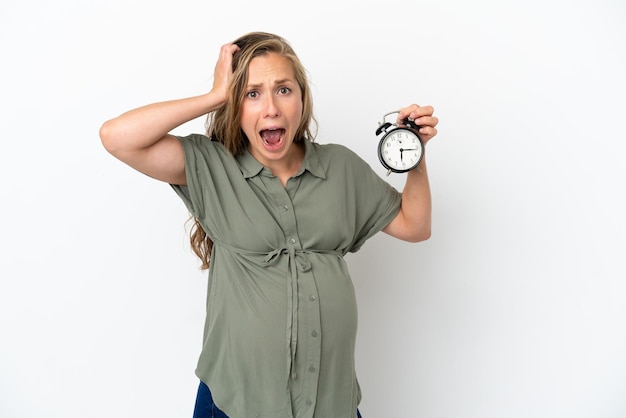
[240,53,303,169]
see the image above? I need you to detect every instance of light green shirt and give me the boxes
[171,134,402,418]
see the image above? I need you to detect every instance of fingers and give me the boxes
[219,43,240,60]
[417,125,438,142]
[398,104,437,126]
[215,43,240,73]
[397,104,438,142]
[212,43,241,97]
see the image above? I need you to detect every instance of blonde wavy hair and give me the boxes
[189,32,317,269]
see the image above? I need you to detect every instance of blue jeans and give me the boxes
[193,381,362,418]
[193,381,228,418]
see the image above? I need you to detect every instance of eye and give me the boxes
[278,86,291,95]
[246,90,259,99]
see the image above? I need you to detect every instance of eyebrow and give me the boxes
[247,78,294,89]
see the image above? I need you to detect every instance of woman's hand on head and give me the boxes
[397,104,439,145]
[210,43,240,104]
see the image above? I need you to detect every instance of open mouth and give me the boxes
[260,128,285,149]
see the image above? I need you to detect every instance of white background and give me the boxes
[1,1,625,417]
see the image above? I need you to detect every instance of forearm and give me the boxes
[402,158,432,240]
[100,92,222,153]
[383,157,432,242]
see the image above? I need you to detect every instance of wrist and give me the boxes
[203,90,228,112]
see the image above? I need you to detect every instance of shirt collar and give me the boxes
[237,140,327,180]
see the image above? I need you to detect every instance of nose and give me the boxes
[263,95,280,118]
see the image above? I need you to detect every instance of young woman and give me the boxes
[100,31,438,418]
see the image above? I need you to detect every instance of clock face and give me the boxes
[379,128,423,172]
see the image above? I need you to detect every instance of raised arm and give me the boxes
[99,43,240,185]
[382,104,439,242]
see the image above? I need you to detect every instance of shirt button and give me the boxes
[305,399,313,406]
[309,295,316,301]
[282,205,289,211]
[308,365,316,373]
[289,238,296,244]
[311,330,318,337]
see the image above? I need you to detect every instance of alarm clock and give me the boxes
[375,110,424,176]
